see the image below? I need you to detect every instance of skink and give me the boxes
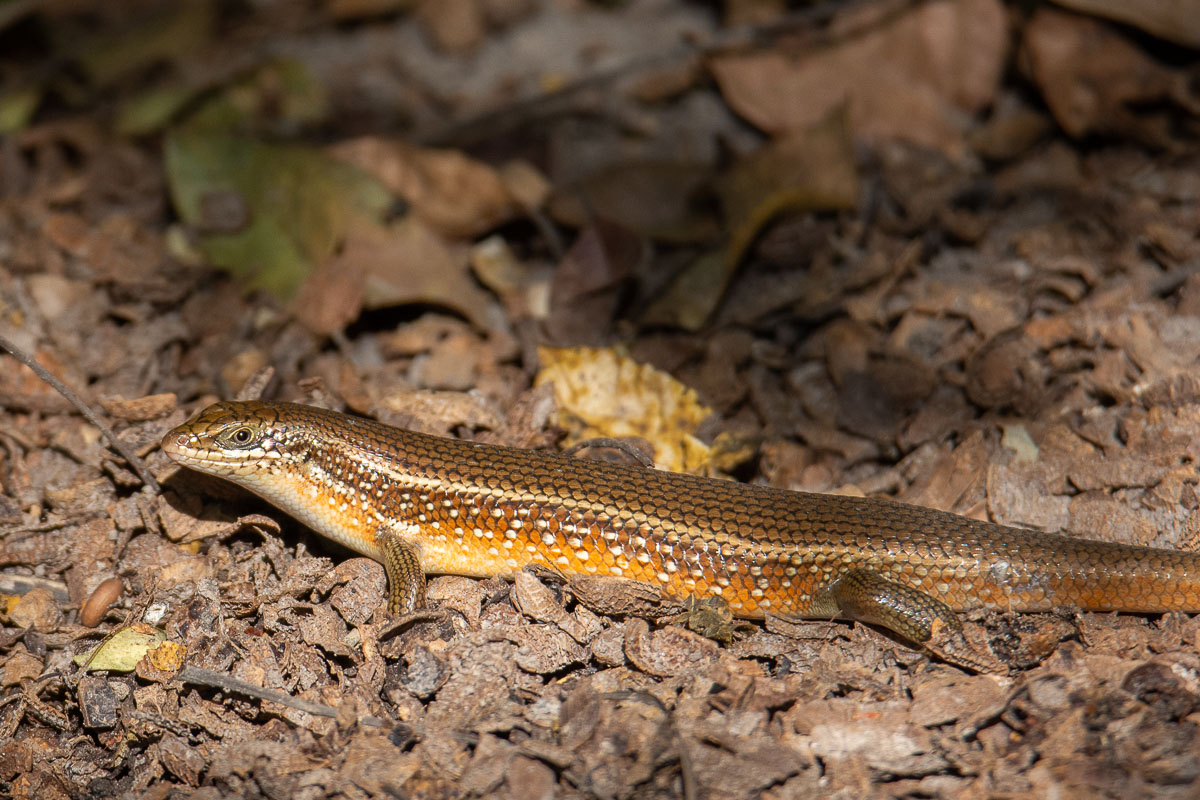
[162,401,1200,671]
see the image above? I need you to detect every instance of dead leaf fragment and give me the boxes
[547,161,719,242]
[2,648,43,686]
[623,618,719,677]
[75,624,168,672]
[143,640,187,674]
[290,255,365,336]
[1022,8,1191,144]
[330,137,519,238]
[1052,0,1200,48]
[7,587,62,631]
[710,0,1007,158]
[346,216,500,332]
[718,108,859,261]
[99,392,177,421]
[76,675,119,729]
[510,624,589,674]
[544,221,645,345]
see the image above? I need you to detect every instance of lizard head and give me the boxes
[161,400,300,478]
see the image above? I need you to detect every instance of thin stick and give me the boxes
[0,331,161,493]
[177,665,385,727]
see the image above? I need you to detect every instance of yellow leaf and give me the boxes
[535,346,717,474]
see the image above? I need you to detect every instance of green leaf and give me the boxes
[165,131,393,299]
[75,626,167,672]
[0,85,40,134]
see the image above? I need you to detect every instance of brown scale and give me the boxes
[163,400,1200,672]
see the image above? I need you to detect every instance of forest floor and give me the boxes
[3,1,1200,798]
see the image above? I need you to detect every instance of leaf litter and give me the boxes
[4,1,1200,798]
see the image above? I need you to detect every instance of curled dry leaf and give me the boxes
[510,624,589,674]
[644,110,859,331]
[80,577,124,627]
[622,618,719,678]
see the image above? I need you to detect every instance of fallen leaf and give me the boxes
[1022,8,1190,144]
[1052,0,1200,48]
[534,345,719,474]
[329,137,519,238]
[326,216,500,332]
[544,221,645,345]
[640,248,726,332]
[165,131,392,301]
[291,251,366,336]
[710,0,1007,158]
[470,235,552,320]
[75,624,168,672]
[547,161,719,242]
[643,109,859,330]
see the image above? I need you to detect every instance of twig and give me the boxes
[177,665,385,727]
[0,331,160,493]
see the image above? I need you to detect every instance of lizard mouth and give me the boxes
[160,429,212,467]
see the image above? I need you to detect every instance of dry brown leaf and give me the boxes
[710,0,1007,158]
[547,161,719,242]
[291,251,366,336]
[416,0,485,53]
[718,108,860,236]
[1022,8,1191,143]
[1052,0,1200,48]
[543,221,644,346]
[374,389,502,435]
[470,235,552,320]
[327,217,498,331]
[99,392,177,421]
[329,137,518,238]
[642,109,858,332]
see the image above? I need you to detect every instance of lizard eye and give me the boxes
[226,426,257,447]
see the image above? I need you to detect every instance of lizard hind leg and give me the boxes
[377,528,427,615]
[819,568,1006,674]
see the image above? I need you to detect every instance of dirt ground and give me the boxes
[4,1,1200,798]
